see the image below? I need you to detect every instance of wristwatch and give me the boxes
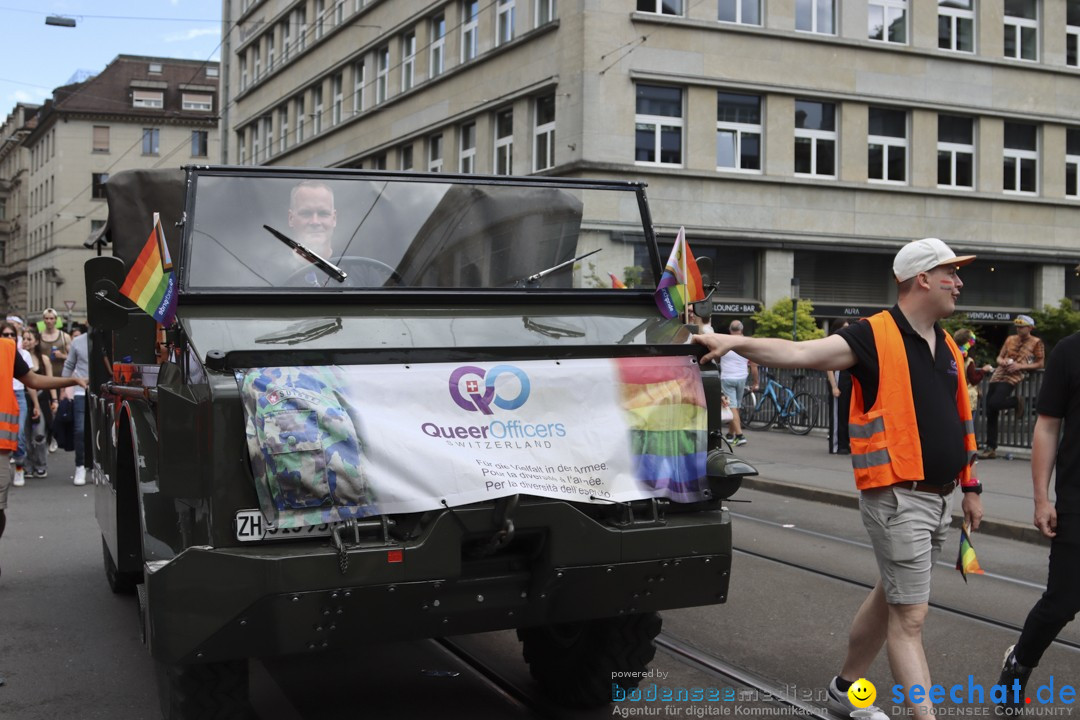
[962,483,983,495]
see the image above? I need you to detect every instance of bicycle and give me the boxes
[740,371,821,435]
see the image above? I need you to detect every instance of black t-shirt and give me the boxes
[837,307,968,485]
[1034,332,1080,514]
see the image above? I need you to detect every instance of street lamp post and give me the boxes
[790,277,800,341]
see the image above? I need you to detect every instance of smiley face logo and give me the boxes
[848,678,877,708]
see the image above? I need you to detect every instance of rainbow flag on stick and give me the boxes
[955,521,984,581]
[120,212,177,327]
[654,227,704,319]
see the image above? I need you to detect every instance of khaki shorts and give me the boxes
[0,450,11,510]
[859,484,953,605]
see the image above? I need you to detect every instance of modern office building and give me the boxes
[223,0,1080,332]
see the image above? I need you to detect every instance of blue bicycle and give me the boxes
[740,372,820,435]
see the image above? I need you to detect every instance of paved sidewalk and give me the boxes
[728,428,1049,545]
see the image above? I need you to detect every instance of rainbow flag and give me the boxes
[120,212,177,327]
[654,227,704,319]
[616,356,707,503]
[610,273,627,289]
[955,521,984,581]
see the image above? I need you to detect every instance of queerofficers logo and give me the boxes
[449,365,531,415]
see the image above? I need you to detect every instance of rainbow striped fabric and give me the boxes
[616,356,707,503]
[120,212,177,326]
[955,521,984,581]
[654,226,704,319]
[610,273,627,289]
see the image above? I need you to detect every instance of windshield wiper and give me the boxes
[515,248,602,288]
[263,224,348,283]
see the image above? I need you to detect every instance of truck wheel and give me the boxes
[517,612,661,709]
[102,536,140,595]
[156,659,251,720]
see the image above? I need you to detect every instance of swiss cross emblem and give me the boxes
[466,380,479,393]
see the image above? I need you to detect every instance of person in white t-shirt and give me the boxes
[718,320,758,446]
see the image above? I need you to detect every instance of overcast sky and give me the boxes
[0,0,223,109]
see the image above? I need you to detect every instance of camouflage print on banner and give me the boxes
[240,366,378,528]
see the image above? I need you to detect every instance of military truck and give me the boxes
[85,166,755,719]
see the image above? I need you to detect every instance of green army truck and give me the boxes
[85,166,755,719]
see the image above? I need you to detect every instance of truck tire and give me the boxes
[156,659,250,720]
[102,536,140,595]
[517,611,661,709]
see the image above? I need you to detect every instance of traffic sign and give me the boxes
[63,300,76,311]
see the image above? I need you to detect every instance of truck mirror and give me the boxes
[85,256,132,331]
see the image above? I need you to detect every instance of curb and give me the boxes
[742,477,1050,547]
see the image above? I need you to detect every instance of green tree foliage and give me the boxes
[751,298,825,340]
[1031,299,1080,353]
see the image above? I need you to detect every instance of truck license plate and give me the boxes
[234,509,337,542]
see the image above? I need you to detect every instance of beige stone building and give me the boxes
[5,55,220,323]
[223,0,1080,329]
[0,103,39,315]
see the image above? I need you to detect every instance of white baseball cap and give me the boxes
[893,238,975,282]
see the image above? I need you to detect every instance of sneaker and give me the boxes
[73,466,86,486]
[978,448,997,460]
[33,469,47,478]
[724,433,735,443]
[48,438,57,453]
[996,645,1032,710]
[826,677,889,720]
[12,468,25,487]
[734,435,748,447]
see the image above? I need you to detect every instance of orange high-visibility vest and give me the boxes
[849,312,977,491]
[0,340,19,453]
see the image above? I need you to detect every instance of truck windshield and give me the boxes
[184,174,652,291]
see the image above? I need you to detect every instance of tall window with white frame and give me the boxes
[296,7,308,52]
[402,31,416,91]
[332,73,343,126]
[312,84,324,135]
[240,54,249,91]
[1067,1,1080,67]
[267,32,275,72]
[1004,0,1038,61]
[462,1,479,62]
[718,0,760,25]
[635,85,683,167]
[263,117,273,158]
[867,107,907,184]
[460,122,476,173]
[937,114,974,189]
[496,0,515,46]
[637,0,682,16]
[869,0,907,43]
[716,91,761,173]
[251,123,260,164]
[431,14,446,77]
[1067,128,1080,198]
[534,94,555,172]
[939,0,974,52]
[795,0,835,34]
[295,94,306,143]
[376,46,389,103]
[536,0,556,25]
[335,0,345,26]
[142,128,160,156]
[495,109,514,175]
[794,99,836,177]
[429,134,444,172]
[1003,121,1038,194]
[353,60,366,114]
[315,0,326,40]
[281,19,291,63]
[254,45,261,82]
[279,106,289,153]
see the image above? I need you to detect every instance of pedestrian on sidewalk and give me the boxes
[979,315,1043,460]
[21,328,57,478]
[694,237,984,720]
[826,320,852,455]
[996,330,1080,707]
[61,331,91,486]
[718,320,758,447]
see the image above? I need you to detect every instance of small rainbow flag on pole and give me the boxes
[120,212,177,327]
[610,273,627,289]
[654,227,704,319]
[955,521,984,582]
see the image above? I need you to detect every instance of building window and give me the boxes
[429,134,444,172]
[332,73,343,125]
[635,85,683,166]
[431,14,446,77]
[867,107,907,184]
[637,0,682,16]
[400,145,414,171]
[495,109,514,175]
[1004,0,1038,61]
[335,0,345,25]
[1067,1,1080,66]
[796,0,835,33]
[716,91,761,172]
[279,106,289,153]
[376,46,389,103]
[182,93,213,111]
[353,61,366,114]
[240,54,249,91]
[142,128,160,156]
[496,0,515,46]
[794,99,836,177]
[460,122,476,173]
[402,31,416,91]
[254,45,261,81]
[718,0,760,25]
[1003,121,1038,194]
[206,66,219,78]
[252,122,261,163]
[1067,128,1080,198]
[295,7,308,52]
[939,0,974,52]
[869,0,907,43]
[267,32,275,72]
[312,84,324,135]
[537,0,556,25]
[238,130,246,165]
[132,90,163,108]
[315,0,326,39]
[295,95,306,143]
[92,173,109,199]
[462,1,479,62]
[92,125,109,153]
[191,130,209,157]
[937,114,974,189]
[281,19,292,62]
[262,117,273,158]
[534,94,556,172]
[149,62,163,74]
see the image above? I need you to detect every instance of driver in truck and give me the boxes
[288,180,337,258]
